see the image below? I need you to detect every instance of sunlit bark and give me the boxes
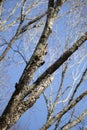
[0,0,87,130]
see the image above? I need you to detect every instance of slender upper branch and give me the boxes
[61,110,87,130]
[40,91,87,130]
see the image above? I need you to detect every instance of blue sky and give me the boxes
[0,0,87,130]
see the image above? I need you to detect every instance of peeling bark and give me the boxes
[0,1,86,130]
[0,31,87,130]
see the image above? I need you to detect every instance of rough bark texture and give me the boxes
[0,0,87,130]
[0,31,87,130]
[0,1,59,129]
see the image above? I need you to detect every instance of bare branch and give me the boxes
[40,91,87,130]
[61,110,87,130]
[0,0,21,26]
[0,11,47,61]
[68,68,87,103]
[16,31,87,103]
[20,10,47,33]
[0,1,87,130]
[53,62,68,106]
[0,0,5,19]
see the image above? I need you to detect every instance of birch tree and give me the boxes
[0,0,87,130]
